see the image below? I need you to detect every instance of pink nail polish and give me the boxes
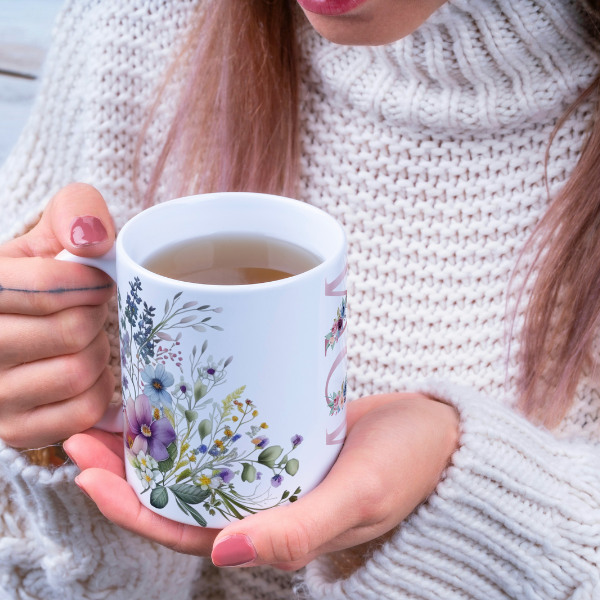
[74,476,91,500]
[70,216,108,247]
[212,535,257,567]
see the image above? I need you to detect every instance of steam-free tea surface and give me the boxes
[143,233,321,285]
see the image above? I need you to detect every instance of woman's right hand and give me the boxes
[0,183,116,449]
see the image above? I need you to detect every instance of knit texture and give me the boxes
[0,0,599,598]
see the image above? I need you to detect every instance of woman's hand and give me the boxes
[65,393,459,570]
[0,183,116,448]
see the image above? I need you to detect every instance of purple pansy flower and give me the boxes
[122,375,129,390]
[219,469,235,484]
[271,474,283,488]
[291,434,303,447]
[256,472,262,480]
[126,394,176,461]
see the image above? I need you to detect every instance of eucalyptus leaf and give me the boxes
[241,463,256,483]
[174,292,183,300]
[180,316,196,324]
[194,380,208,401]
[198,419,212,441]
[183,301,198,308]
[201,317,211,323]
[201,340,208,354]
[224,356,233,368]
[285,459,299,476]
[176,402,187,415]
[185,410,198,423]
[192,345,197,356]
[281,490,290,500]
[289,496,298,503]
[150,487,168,509]
[257,445,283,469]
[198,305,210,310]
[210,326,224,331]
[192,325,206,333]
[169,484,210,505]
[164,299,169,313]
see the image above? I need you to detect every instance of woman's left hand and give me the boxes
[64,393,459,571]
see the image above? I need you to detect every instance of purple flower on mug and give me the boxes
[141,363,174,408]
[121,346,127,368]
[291,434,303,448]
[271,474,283,488]
[257,471,262,480]
[231,434,242,442]
[219,469,235,484]
[125,394,176,461]
[207,368,216,375]
[122,375,129,391]
[251,436,269,448]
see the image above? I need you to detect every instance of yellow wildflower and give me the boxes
[153,408,160,420]
[215,439,224,449]
[199,475,211,486]
[232,416,238,422]
[189,453,196,462]
[260,422,268,429]
[224,428,233,438]
[252,410,259,417]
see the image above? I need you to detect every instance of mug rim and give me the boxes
[116,192,347,292]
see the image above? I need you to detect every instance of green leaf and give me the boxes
[176,402,187,415]
[201,340,208,354]
[175,468,192,483]
[210,325,224,331]
[165,299,169,313]
[257,445,283,469]
[241,463,256,483]
[175,497,190,515]
[280,455,288,466]
[285,458,299,476]
[174,292,183,300]
[281,490,290,500]
[195,381,208,401]
[157,442,178,473]
[294,487,301,495]
[169,484,210,505]
[289,496,298,503]
[185,410,198,423]
[150,487,169,509]
[198,418,212,441]
[182,501,208,527]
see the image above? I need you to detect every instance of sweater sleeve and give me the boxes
[0,441,204,600]
[303,380,600,600]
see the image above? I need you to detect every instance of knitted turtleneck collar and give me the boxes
[303,0,599,133]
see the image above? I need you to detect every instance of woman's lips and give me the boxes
[296,0,368,16]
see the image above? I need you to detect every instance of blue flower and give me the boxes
[271,474,283,488]
[141,363,174,408]
[122,375,129,391]
[197,444,208,454]
[340,302,346,320]
[231,434,242,442]
[208,445,221,457]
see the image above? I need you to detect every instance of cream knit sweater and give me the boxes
[1,0,600,598]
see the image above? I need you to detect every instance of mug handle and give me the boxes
[55,245,122,433]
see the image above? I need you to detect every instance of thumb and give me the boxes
[7,183,115,258]
[210,464,362,569]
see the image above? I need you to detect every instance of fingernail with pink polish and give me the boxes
[212,535,257,567]
[70,216,108,247]
[74,476,91,500]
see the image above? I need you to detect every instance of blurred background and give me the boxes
[0,0,64,166]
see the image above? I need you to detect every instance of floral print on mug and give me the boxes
[118,278,303,526]
[325,295,347,356]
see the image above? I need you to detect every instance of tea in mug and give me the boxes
[143,233,321,285]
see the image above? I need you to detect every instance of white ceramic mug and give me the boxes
[57,192,348,528]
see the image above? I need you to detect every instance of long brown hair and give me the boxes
[138,0,600,428]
